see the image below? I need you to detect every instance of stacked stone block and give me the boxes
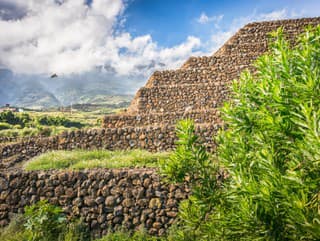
[0,169,189,237]
[106,17,320,127]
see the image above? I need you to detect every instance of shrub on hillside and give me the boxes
[0,111,31,127]
[210,25,320,241]
[0,122,11,130]
[36,115,84,128]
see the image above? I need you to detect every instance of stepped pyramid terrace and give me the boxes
[102,17,320,131]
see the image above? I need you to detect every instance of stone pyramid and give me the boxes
[103,17,320,130]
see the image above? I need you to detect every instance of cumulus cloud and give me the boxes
[0,0,201,76]
[197,12,223,27]
[0,2,308,79]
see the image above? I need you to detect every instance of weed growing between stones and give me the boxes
[0,200,89,241]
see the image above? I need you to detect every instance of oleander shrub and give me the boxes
[164,26,320,240]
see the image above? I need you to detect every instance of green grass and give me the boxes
[24,149,170,171]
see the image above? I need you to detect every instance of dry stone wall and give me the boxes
[133,84,228,114]
[0,169,189,237]
[0,124,217,170]
[102,109,222,128]
[0,137,21,144]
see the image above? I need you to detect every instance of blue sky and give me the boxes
[124,0,320,47]
[0,0,319,94]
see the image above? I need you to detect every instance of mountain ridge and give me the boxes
[0,69,134,109]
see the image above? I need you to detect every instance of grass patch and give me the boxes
[24,149,170,171]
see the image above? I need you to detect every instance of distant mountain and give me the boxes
[0,69,20,105]
[14,80,61,109]
[0,68,135,109]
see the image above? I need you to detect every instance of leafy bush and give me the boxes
[21,128,39,137]
[0,122,11,130]
[165,26,320,240]
[36,116,84,128]
[0,202,89,241]
[24,200,67,241]
[0,111,31,128]
[213,25,320,240]
[62,219,90,241]
[159,119,220,240]
[38,126,52,137]
[0,214,28,241]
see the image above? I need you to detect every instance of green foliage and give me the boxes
[0,111,31,128]
[0,214,28,241]
[167,26,320,240]
[0,201,89,241]
[24,149,170,170]
[0,110,86,138]
[0,122,11,130]
[212,25,320,241]
[62,219,90,241]
[96,229,163,241]
[24,200,67,241]
[160,26,320,241]
[159,119,220,240]
[36,115,84,128]
[160,119,214,183]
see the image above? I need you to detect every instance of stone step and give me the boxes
[233,28,306,43]
[102,108,223,128]
[180,53,259,71]
[215,17,320,56]
[0,123,219,169]
[146,55,257,87]
[220,42,269,56]
[240,18,320,34]
[133,83,229,113]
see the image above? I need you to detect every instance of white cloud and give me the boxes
[257,9,288,21]
[0,0,201,76]
[205,8,303,55]
[0,3,309,79]
[197,12,224,27]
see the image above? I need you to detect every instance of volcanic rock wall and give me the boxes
[103,17,320,128]
[0,169,189,237]
[0,124,216,170]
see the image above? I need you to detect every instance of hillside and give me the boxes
[0,69,133,109]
